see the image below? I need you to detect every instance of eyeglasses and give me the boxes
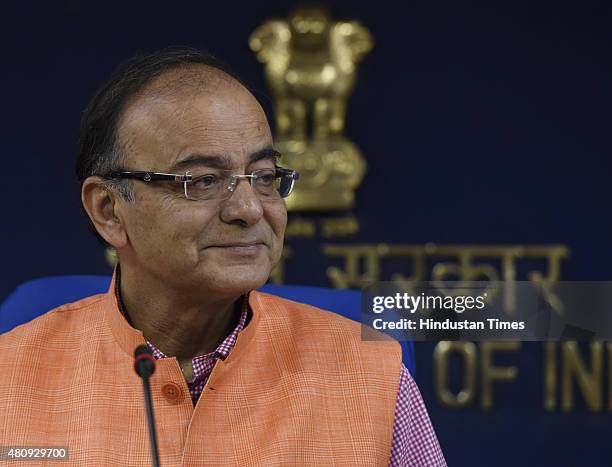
[106,166,299,202]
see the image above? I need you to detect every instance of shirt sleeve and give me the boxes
[389,364,447,466]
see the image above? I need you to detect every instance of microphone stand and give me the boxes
[134,345,161,467]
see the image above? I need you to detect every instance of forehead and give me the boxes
[117,66,273,171]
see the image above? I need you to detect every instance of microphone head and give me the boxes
[134,345,156,379]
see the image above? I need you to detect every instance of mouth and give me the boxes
[206,241,266,255]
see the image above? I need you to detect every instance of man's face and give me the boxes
[115,69,286,297]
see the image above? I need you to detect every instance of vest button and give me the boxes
[161,382,183,403]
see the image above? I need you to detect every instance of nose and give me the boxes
[219,177,264,226]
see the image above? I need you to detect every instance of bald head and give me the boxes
[117,64,234,116]
[117,65,272,173]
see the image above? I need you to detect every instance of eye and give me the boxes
[192,174,219,190]
[255,171,276,186]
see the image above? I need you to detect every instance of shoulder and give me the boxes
[0,293,110,415]
[0,293,107,351]
[252,289,368,333]
[250,290,402,364]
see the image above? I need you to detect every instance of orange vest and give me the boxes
[0,275,402,466]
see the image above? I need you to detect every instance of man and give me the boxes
[0,47,445,466]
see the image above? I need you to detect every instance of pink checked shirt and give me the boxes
[116,284,446,466]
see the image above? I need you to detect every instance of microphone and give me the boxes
[134,345,161,467]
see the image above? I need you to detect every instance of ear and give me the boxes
[81,177,128,248]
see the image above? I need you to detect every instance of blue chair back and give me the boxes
[0,276,415,375]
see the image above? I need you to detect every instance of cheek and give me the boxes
[265,204,287,264]
[265,203,287,238]
[126,196,217,252]
[165,203,219,246]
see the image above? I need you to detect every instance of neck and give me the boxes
[117,266,243,364]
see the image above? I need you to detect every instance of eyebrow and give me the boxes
[169,147,281,172]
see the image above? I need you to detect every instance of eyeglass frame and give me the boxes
[104,166,299,201]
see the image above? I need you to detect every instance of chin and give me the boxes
[203,268,270,295]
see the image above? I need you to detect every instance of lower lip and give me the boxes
[215,244,264,255]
